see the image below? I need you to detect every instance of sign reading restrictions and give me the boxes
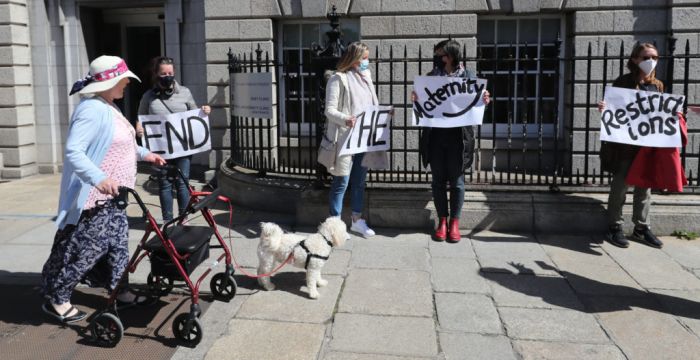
[601,86,685,148]
[231,72,273,119]
[339,105,393,156]
[411,76,487,128]
[139,109,211,159]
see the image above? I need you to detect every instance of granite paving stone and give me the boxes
[471,231,559,276]
[439,332,517,360]
[205,319,326,360]
[323,249,352,276]
[323,352,431,360]
[429,237,476,259]
[236,275,343,323]
[350,243,429,271]
[660,236,700,270]
[652,289,700,338]
[338,269,433,317]
[486,273,584,310]
[512,340,626,360]
[602,241,700,290]
[431,257,491,293]
[435,293,502,334]
[330,313,437,357]
[588,296,700,360]
[499,308,609,343]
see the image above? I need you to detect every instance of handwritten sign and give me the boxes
[231,72,273,119]
[412,76,487,128]
[139,109,211,159]
[601,86,685,148]
[338,105,392,156]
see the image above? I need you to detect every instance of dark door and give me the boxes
[125,26,162,122]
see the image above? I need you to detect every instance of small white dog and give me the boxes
[257,217,348,299]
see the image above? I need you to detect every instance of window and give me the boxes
[477,17,564,137]
[278,20,359,135]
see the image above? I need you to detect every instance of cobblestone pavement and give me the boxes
[2,174,700,359]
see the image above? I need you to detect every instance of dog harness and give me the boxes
[297,234,334,269]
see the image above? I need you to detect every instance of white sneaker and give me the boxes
[351,218,375,237]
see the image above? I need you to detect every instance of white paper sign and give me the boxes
[139,109,211,159]
[338,105,393,156]
[601,86,685,148]
[412,76,487,128]
[231,72,273,119]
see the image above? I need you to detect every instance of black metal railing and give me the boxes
[226,39,700,189]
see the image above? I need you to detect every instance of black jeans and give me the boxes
[429,133,465,218]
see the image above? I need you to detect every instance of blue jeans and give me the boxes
[159,156,191,221]
[329,153,368,217]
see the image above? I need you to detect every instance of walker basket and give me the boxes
[144,225,213,279]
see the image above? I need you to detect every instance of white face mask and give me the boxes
[638,59,657,75]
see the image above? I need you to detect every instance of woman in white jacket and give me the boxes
[322,42,387,237]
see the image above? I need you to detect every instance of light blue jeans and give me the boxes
[159,156,191,221]
[329,153,368,217]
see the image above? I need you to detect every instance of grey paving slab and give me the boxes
[602,241,700,290]
[499,308,609,343]
[204,319,326,360]
[439,332,517,360]
[323,352,430,360]
[236,275,343,323]
[354,232,430,248]
[4,220,56,245]
[660,236,700,270]
[0,244,50,274]
[431,258,491,294]
[350,243,429,271]
[652,289,700,338]
[338,269,433,317]
[435,293,502,334]
[471,232,559,276]
[512,341,626,360]
[486,273,584,310]
[323,249,351,276]
[330,313,437,357]
[588,297,700,360]
[537,234,610,262]
[0,218,53,244]
[429,238,476,259]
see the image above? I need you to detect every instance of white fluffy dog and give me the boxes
[257,217,348,299]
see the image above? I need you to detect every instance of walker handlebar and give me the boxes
[190,188,222,213]
[116,186,149,213]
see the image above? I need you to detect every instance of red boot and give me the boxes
[448,218,461,243]
[434,217,447,241]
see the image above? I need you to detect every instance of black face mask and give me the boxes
[433,55,445,70]
[158,75,175,89]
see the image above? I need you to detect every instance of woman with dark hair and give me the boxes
[597,42,667,249]
[413,40,490,243]
[137,56,211,222]
[322,42,388,237]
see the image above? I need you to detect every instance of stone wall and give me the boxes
[0,0,37,178]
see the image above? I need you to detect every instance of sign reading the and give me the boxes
[231,72,273,119]
[338,105,393,156]
[139,109,211,159]
[601,86,685,148]
[411,76,487,128]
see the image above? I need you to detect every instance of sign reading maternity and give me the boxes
[412,76,487,128]
[339,105,393,156]
[601,86,685,148]
[139,109,211,159]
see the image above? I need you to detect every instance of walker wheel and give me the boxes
[210,272,237,301]
[90,312,123,347]
[147,272,174,296]
[172,313,203,347]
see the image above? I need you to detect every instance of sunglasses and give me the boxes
[639,55,659,60]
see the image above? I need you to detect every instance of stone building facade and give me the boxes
[1,0,699,180]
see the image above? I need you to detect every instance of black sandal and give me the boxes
[42,302,87,324]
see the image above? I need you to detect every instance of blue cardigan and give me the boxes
[56,97,150,229]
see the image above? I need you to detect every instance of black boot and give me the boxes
[631,226,663,248]
[607,225,629,248]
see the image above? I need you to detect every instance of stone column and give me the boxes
[0,0,37,178]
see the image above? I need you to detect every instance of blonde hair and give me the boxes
[336,42,369,72]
